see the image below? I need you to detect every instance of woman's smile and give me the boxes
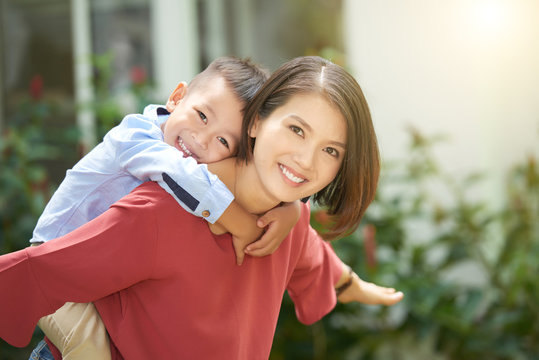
[279,164,306,185]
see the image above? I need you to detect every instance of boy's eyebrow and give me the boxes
[289,114,346,149]
[202,102,216,118]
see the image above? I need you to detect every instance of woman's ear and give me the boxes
[165,82,188,112]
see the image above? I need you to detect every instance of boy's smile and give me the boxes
[176,137,194,158]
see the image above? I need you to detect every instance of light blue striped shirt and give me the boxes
[30,105,233,243]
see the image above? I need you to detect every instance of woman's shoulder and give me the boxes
[112,182,176,210]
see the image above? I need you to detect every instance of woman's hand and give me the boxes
[336,266,404,305]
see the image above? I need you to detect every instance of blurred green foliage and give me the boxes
[272,127,539,360]
[0,79,80,359]
[89,52,155,140]
[0,89,79,254]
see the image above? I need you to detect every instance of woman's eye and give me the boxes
[324,147,339,158]
[217,137,229,149]
[290,125,304,137]
[198,111,208,124]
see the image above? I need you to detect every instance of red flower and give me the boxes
[29,74,43,100]
[130,66,147,85]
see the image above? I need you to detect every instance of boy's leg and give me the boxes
[29,339,55,360]
[37,302,111,360]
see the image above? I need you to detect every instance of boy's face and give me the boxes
[162,76,243,164]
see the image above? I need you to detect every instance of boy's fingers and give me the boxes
[245,246,275,257]
[245,234,274,254]
[257,217,268,228]
[256,213,276,228]
[232,237,246,266]
[246,239,270,252]
[235,248,245,265]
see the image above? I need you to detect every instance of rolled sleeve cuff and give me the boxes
[194,179,234,224]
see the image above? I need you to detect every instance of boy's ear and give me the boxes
[166,82,188,112]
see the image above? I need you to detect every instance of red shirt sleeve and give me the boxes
[286,204,344,325]
[0,189,160,347]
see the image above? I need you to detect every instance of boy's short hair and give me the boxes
[188,57,270,113]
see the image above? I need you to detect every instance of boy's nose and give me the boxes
[192,132,209,150]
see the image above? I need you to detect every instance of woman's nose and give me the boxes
[294,146,316,170]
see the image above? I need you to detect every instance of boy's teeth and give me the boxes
[279,165,305,184]
[178,138,192,156]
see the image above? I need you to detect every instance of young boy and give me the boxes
[30,57,300,360]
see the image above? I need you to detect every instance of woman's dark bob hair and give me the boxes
[238,56,380,240]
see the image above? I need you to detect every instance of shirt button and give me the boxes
[202,210,211,218]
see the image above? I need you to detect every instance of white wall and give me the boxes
[344,0,539,206]
[151,0,199,100]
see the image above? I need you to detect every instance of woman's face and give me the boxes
[250,93,347,203]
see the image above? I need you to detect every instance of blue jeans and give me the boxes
[29,339,54,360]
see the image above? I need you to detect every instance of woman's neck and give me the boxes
[207,158,279,215]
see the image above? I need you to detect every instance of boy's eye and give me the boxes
[217,136,229,149]
[198,111,208,124]
[290,125,304,137]
[324,147,339,158]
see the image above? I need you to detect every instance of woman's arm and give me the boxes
[286,205,344,325]
[286,204,403,325]
[0,187,161,347]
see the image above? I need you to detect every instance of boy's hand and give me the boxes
[336,268,404,305]
[228,214,262,265]
[245,201,301,257]
[216,200,262,265]
[231,225,261,266]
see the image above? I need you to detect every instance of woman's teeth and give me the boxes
[280,165,305,184]
[178,138,192,157]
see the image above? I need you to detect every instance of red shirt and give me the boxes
[0,182,343,359]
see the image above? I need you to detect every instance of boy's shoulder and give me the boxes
[106,105,168,140]
[110,182,174,214]
[126,181,172,203]
[114,182,199,224]
[142,104,169,126]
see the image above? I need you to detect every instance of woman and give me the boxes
[0,56,402,359]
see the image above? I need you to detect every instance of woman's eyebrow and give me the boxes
[289,114,312,131]
[289,114,346,149]
[329,140,346,149]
